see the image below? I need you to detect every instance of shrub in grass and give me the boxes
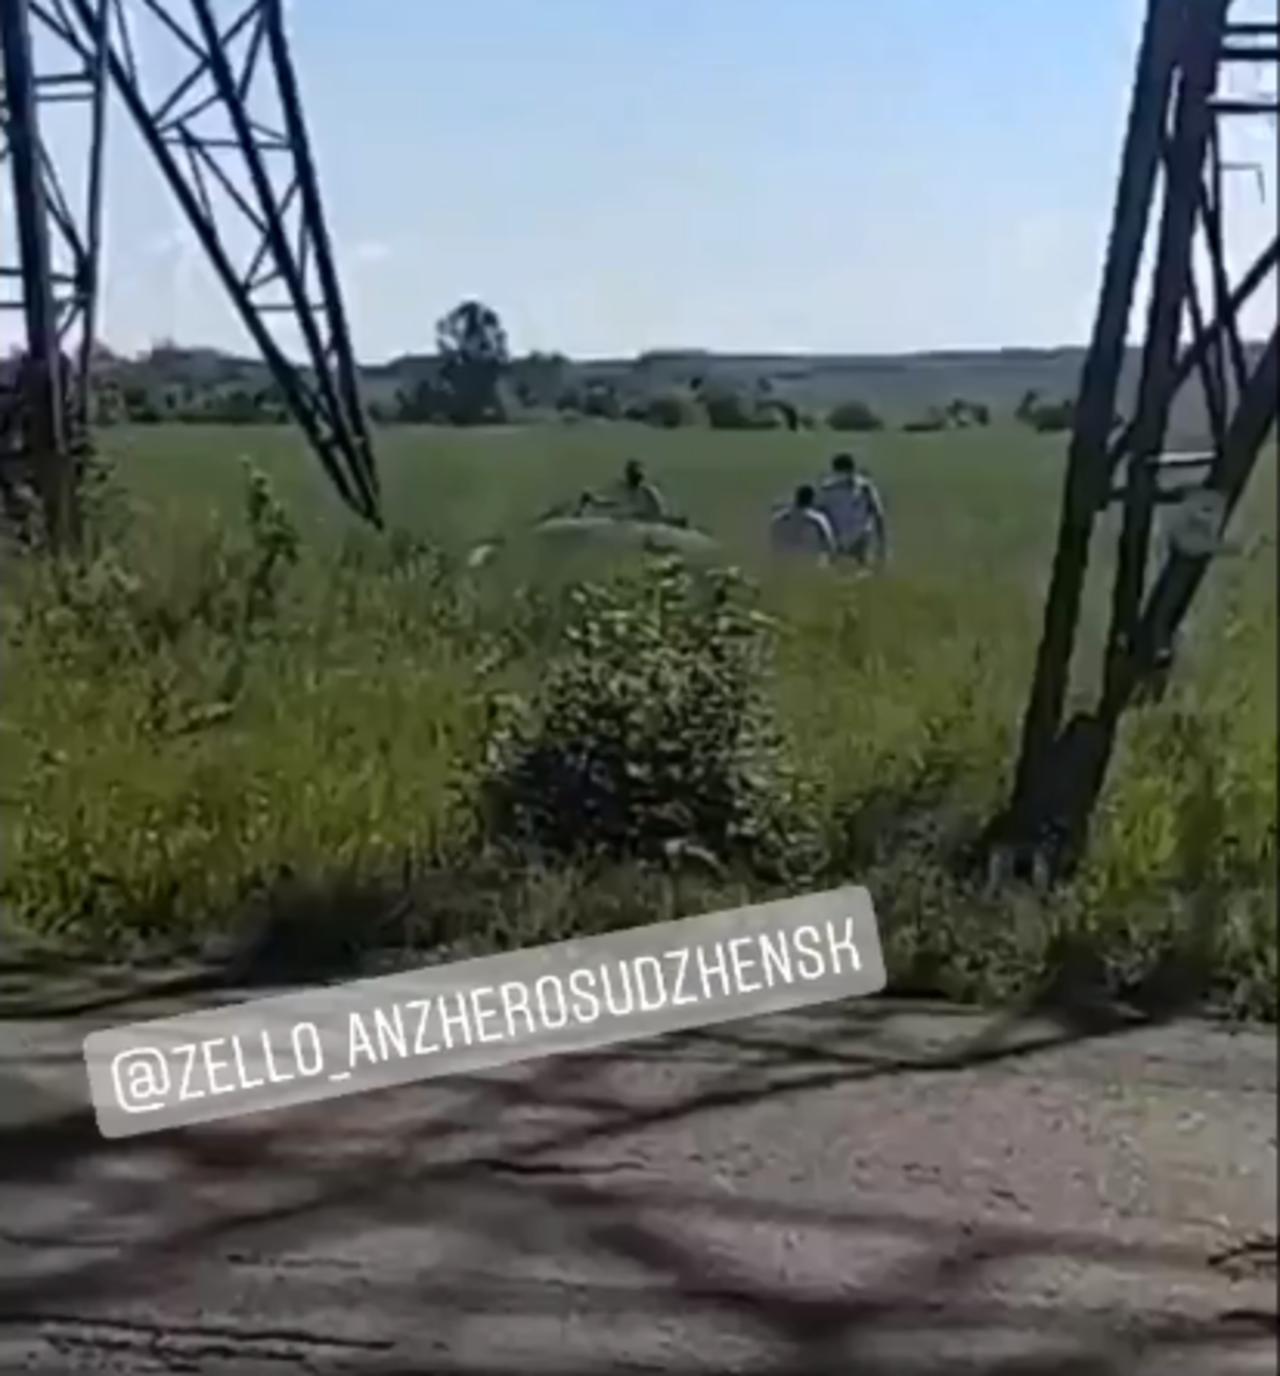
[481,554,820,882]
[1,464,483,948]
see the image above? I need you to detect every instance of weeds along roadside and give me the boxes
[0,462,1273,1020]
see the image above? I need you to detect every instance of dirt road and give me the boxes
[0,990,1275,1374]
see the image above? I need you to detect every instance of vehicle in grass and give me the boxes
[466,461,722,574]
[466,505,722,574]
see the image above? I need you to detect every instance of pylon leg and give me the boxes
[998,0,1277,874]
[0,0,108,548]
[4,0,381,529]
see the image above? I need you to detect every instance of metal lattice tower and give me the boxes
[0,0,381,544]
[998,0,1278,875]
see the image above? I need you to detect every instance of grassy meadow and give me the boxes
[2,422,1275,1017]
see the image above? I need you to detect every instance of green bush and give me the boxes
[1015,389,1075,433]
[827,398,885,432]
[636,391,701,429]
[902,411,949,433]
[481,555,818,880]
[0,463,481,945]
[701,385,770,431]
[4,427,1273,1021]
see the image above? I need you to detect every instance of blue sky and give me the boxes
[12,0,1279,359]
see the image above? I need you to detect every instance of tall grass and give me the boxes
[1,426,1273,1017]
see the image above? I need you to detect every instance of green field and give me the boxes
[2,423,1275,1016]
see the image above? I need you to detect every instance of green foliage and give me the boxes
[393,371,452,424]
[435,298,512,425]
[1016,389,1075,433]
[699,385,754,430]
[697,384,781,431]
[239,459,302,627]
[3,423,1273,1020]
[902,409,949,433]
[83,333,1263,437]
[576,381,624,420]
[901,397,1000,432]
[941,398,991,428]
[827,398,885,432]
[635,390,702,429]
[509,351,572,411]
[481,556,818,879]
[1,474,480,945]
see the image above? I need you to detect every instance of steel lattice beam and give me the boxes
[0,0,109,543]
[1,0,381,540]
[996,0,1279,875]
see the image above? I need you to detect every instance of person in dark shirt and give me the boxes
[611,458,668,522]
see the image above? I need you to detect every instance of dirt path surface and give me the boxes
[0,990,1275,1375]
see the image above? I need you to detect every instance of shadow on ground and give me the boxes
[1,858,1271,1375]
[0,856,1225,1029]
[2,979,1273,1374]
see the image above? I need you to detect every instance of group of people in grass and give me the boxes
[768,452,887,566]
[561,451,888,569]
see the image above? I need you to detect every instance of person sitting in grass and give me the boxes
[770,483,836,562]
[540,461,668,525]
[610,458,668,522]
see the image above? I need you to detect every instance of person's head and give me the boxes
[794,483,816,510]
[831,452,857,478]
[623,459,645,488]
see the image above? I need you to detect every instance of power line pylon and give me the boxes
[0,0,108,544]
[0,0,381,548]
[995,0,1278,877]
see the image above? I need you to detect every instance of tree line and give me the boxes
[80,298,1080,435]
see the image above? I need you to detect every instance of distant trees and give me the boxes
[757,396,807,431]
[120,383,163,424]
[696,379,797,431]
[827,398,885,432]
[698,384,759,430]
[434,298,510,425]
[574,381,624,420]
[942,398,990,428]
[78,305,1079,437]
[387,298,514,424]
[901,410,949,433]
[510,351,571,411]
[634,390,701,429]
[393,365,451,424]
[897,397,994,433]
[547,375,804,432]
[1015,389,1075,433]
[86,365,1006,435]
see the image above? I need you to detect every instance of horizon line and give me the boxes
[79,336,1272,368]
